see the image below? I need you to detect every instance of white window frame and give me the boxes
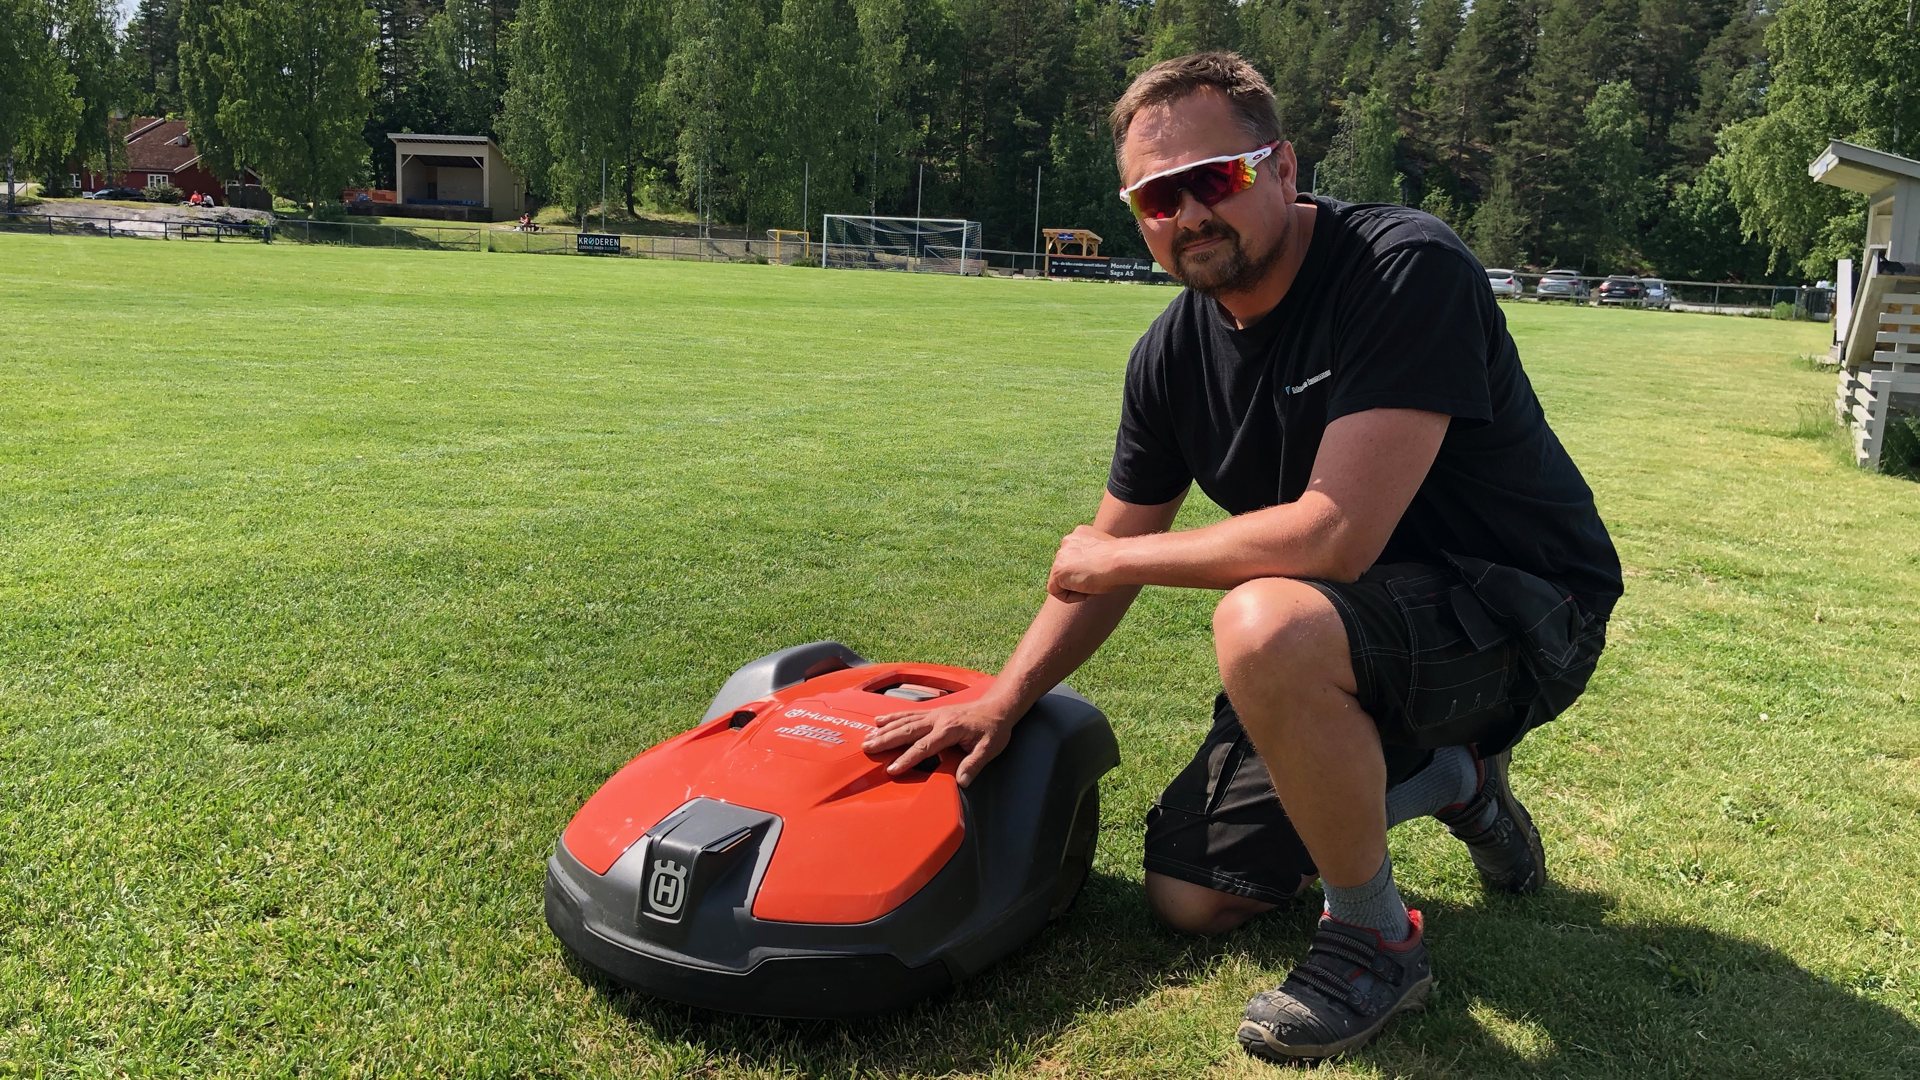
[69,173,81,190]
[148,173,170,190]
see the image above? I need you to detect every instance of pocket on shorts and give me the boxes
[1388,573,1517,736]
[1440,551,1591,679]
[1152,692,1256,818]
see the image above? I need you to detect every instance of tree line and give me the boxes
[5,0,1915,279]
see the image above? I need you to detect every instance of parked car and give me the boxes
[1486,268,1522,299]
[1595,275,1646,306]
[1535,269,1588,301]
[84,187,144,200]
[1639,278,1672,309]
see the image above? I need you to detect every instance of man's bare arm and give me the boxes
[1051,408,1450,595]
[863,490,1184,785]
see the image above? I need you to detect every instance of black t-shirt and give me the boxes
[1108,196,1622,612]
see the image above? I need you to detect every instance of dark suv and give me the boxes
[1596,275,1646,306]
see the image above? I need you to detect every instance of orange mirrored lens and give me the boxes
[1128,158,1257,220]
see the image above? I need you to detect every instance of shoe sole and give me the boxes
[1482,750,1547,895]
[1234,974,1432,1063]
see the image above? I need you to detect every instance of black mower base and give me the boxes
[545,858,954,1017]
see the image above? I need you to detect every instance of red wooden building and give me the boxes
[73,117,260,203]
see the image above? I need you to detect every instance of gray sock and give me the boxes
[1384,745,1484,829]
[1322,854,1411,942]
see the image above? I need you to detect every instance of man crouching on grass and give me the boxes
[864,52,1621,1062]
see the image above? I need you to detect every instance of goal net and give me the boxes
[821,215,984,275]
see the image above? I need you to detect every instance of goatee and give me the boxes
[1172,216,1285,297]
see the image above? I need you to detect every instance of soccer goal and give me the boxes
[766,228,811,264]
[821,215,984,275]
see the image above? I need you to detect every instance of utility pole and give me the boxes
[600,155,607,233]
[1031,165,1042,274]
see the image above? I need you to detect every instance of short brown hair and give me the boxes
[1109,52,1282,177]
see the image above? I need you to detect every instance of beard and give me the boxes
[1170,214,1286,296]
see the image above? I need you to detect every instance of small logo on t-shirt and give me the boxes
[1284,370,1331,395]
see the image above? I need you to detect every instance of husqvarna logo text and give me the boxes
[646,858,689,919]
[782,707,871,731]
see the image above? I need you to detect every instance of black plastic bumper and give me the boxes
[544,857,954,1018]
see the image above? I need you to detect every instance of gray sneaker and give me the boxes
[1237,910,1432,1062]
[1434,748,1546,894]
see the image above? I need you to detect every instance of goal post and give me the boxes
[766,228,811,264]
[820,215,984,275]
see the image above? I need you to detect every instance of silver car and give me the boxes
[1535,269,1588,301]
[1486,268,1522,299]
[1639,278,1672,310]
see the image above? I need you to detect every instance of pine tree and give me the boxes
[1421,0,1530,195]
[364,0,431,188]
[1629,0,1721,178]
[937,0,1073,249]
[1047,0,1139,255]
[1497,0,1600,267]
[122,0,180,115]
[1239,0,1337,161]
[1410,0,1463,71]
[1137,0,1236,68]
[1466,159,1526,266]
[421,0,509,138]
[1668,2,1765,170]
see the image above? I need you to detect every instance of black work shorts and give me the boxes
[1141,558,1610,904]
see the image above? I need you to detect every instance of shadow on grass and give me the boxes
[565,876,1920,1077]
[563,869,1237,1073]
[1334,885,1920,1078]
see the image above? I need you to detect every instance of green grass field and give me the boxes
[2,234,1916,1078]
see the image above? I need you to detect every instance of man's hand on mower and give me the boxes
[864,699,1018,788]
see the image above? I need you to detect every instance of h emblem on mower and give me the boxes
[645,858,689,920]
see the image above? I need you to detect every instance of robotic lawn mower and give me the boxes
[544,641,1118,1018]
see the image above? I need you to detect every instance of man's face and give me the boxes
[1118,90,1298,295]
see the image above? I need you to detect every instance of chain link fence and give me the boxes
[1500,270,1833,319]
[3,209,1834,318]
[273,217,482,252]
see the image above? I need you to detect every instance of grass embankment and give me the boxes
[0,235,1913,1078]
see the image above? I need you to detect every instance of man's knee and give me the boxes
[1144,872,1279,936]
[1212,578,1348,683]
